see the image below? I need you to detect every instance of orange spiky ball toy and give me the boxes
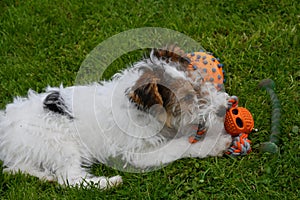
[186,51,225,91]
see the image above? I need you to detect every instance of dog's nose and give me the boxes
[216,105,227,117]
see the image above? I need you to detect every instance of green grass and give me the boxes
[0,0,299,199]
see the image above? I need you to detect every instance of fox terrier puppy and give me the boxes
[0,46,232,189]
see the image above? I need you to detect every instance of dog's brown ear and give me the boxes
[128,73,175,127]
[128,71,163,109]
[127,68,177,127]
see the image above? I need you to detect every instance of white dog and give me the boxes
[0,46,232,189]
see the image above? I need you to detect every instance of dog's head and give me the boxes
[127,48,229,138]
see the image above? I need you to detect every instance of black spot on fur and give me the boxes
[43,91,73,119]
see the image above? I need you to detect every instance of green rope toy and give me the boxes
[258,79,281,154]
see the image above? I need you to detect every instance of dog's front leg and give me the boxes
[130,137,194,169]
[130,131,231,169]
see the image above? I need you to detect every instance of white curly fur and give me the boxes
[0,51,232,189]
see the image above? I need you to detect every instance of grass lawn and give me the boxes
[0,0,299,199]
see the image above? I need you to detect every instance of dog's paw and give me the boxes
[108,175,123,188]
[89,175,123,189]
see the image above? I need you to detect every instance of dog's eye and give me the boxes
[183,93,194,101]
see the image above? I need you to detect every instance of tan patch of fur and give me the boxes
[129,70,163,108]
